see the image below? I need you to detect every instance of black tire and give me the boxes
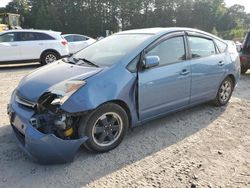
[241,66,248,74]
[213,76,234,106]
[40,51,60,65]
[78,103,129,152]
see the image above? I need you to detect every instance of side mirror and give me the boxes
[144,56,160,69]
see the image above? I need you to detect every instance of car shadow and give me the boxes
[0,63,41,72]
[0,103,227,187]
[233,72,250,100]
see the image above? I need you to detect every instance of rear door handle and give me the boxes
[180,69,190,76]
[218,61,225,66]
[11,44,18,47]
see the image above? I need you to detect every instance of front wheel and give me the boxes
[78,103,129,152]
[213,77,234,106]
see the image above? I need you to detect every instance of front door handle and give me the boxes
[11,44,18,47]
[218,61,225,66]
[180,69,190,76]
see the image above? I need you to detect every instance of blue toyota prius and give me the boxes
[7,27,241,164]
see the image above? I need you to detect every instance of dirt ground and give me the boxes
[0,64,249,188]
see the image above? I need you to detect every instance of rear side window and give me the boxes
[188,36,216,58]
[17,32,36,41]
[0,33,15,42]
[214,39,227,53]
[74,35,88,41]
[64,35,74,42]
[34,33,54,40]
[146,36,186,66]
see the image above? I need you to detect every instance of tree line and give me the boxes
[1,0,250,40]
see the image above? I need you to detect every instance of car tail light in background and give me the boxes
[240,56,248,63]
[61,40,68,46]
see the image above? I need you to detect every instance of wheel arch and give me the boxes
[101,100,132,128]
[227,74,236,87]
[40,49,61,60]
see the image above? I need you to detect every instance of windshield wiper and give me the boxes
[74,58,99,67]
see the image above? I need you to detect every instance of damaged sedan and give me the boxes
[8,27,240,164]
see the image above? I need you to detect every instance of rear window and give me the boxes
[214,39,228,53]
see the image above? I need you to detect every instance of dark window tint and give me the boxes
[34,33,54,40]
[17,32,36,41]
[146,36,186,66]
[64,35,74,42]
[214,39,227,53]
[74,35,88,41]
[0,33,15,42]
[188,36,216,58]
[242,32,250,55]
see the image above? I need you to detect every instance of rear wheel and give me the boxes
[78,103,129,152]
[41,51,60,65]
[213,77,234,106]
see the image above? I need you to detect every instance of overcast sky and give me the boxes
[0,0,250,13]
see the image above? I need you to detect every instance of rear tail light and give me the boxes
[61,40,68,46]
[240,56,248,62]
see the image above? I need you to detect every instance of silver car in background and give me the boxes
[62,34,96,54]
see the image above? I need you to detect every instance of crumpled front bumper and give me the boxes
[7,97,88,164]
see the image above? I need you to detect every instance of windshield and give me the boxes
[73,34,152,67]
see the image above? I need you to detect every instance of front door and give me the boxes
[0,32,21,61]
[138,34,191,120]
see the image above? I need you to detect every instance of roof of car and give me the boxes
[117,27,219,39]
[0,29,61,35]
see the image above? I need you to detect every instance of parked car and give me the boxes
[8,27,240,164]
[0,29,69,65]
[240,31,250,73]
[62,34,96,54]
[235,41,242,52]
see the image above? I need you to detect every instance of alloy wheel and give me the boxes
[219,80,232,103]
[91,112,123,147]
[45,54,57,64]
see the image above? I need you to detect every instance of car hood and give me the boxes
[16,60,103,102]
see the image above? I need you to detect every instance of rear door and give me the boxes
[16,32,43,60]
[187,33,226,103]
[138,32,191,120]
[0,32,21,61]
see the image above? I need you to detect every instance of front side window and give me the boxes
[146,36,186,66]
[0,33,15,42]
[188,36,216,58]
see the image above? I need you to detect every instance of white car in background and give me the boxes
[0,29,69,65]
[62,34,96,54]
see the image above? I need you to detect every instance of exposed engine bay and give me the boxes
[27,92,85,140]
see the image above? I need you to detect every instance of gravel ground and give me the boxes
[0,64,249,188]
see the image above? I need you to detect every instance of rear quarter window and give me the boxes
[35,33,55,40]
